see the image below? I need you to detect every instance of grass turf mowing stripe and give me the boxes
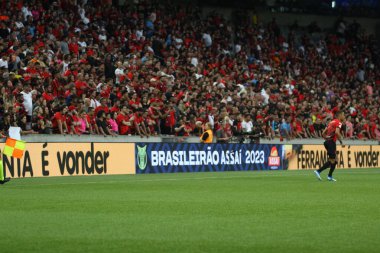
[1,169,379,253]
[2,169,379,188]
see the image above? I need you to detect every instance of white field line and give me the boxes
[2,170,379,188]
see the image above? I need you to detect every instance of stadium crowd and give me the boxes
[0,0,379,142]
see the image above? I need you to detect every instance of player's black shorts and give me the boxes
[324,139,336,159]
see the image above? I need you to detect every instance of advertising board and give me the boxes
[135,143,284,173]
[0,142,135,178]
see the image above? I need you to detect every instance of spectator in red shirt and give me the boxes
[129,92,142,110]
[66,108,82,135]
[145,111,157,135]
[161,104,176,135]
[14,94,26,116]
[175,116,193,137]
[94,98,109,116]
[52,106,69,134]
[69,37,79,56]
[116,105,133,135]
[133,108,149,138]
[87,107,98,134]
[42,85,55,102]
[74,73,89,97]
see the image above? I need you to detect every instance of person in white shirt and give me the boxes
[174,36,183,49]
[0,55,8,69]
[261,88,270,105]
[78,5,90,25]
[202,33,212,47]
[99,30,107,41]
[15,18,24,29]
[242,114,253,133]
[78,36,87,54]
[136,29,143,40]
[114,61,124,85]
[21,5,32,21]
[90,98,100,109]
[89,91,101,108]
[208,108,218,129]
[20,84,33,122]
[237,84,247,97]
[191,56,198,67]
[61,55,70,73]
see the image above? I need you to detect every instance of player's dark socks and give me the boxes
[0,178,10,185]
[328,163,336,177]
[318,161,330,173]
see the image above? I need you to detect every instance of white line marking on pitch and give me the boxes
[2,170,379,188]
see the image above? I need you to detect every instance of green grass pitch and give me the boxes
[1,169,380,253]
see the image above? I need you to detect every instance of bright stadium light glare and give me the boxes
[332,1,336,8]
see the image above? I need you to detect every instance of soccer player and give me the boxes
[314,111,345,182]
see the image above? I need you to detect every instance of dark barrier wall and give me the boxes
[135,143,283,173]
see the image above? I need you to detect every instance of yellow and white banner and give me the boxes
[0,142,135,178]
[284,144,380,170]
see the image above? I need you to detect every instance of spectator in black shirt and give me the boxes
[0,113,12,136]
[96,110,116,137]
[313,118,325,137]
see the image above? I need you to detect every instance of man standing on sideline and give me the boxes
[200,123,214,143]
[314,111,345,182]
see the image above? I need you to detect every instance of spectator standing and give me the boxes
[200,122,214,143]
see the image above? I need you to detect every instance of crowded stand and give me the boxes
[0,0,379,142]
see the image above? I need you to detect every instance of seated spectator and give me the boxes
[242,114,253,134]
[17,115,37,135]
[78,110,91,135]
[87,107,97,135]
[313,118,325,138]
[0,113,12,136]
[67,108,82,135]
[117,106,133,135]
[345,116,354,138]
[280,118,292,140]
[52,106,69,134]
[174,116,192,137]
[270,117,280,138]
[107,112,119,135]
[374,123,380,141]
[96,110,116,137]
[216,118,233,143]
[133,108,150,138]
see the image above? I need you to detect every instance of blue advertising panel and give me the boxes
[135,143,283,174]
